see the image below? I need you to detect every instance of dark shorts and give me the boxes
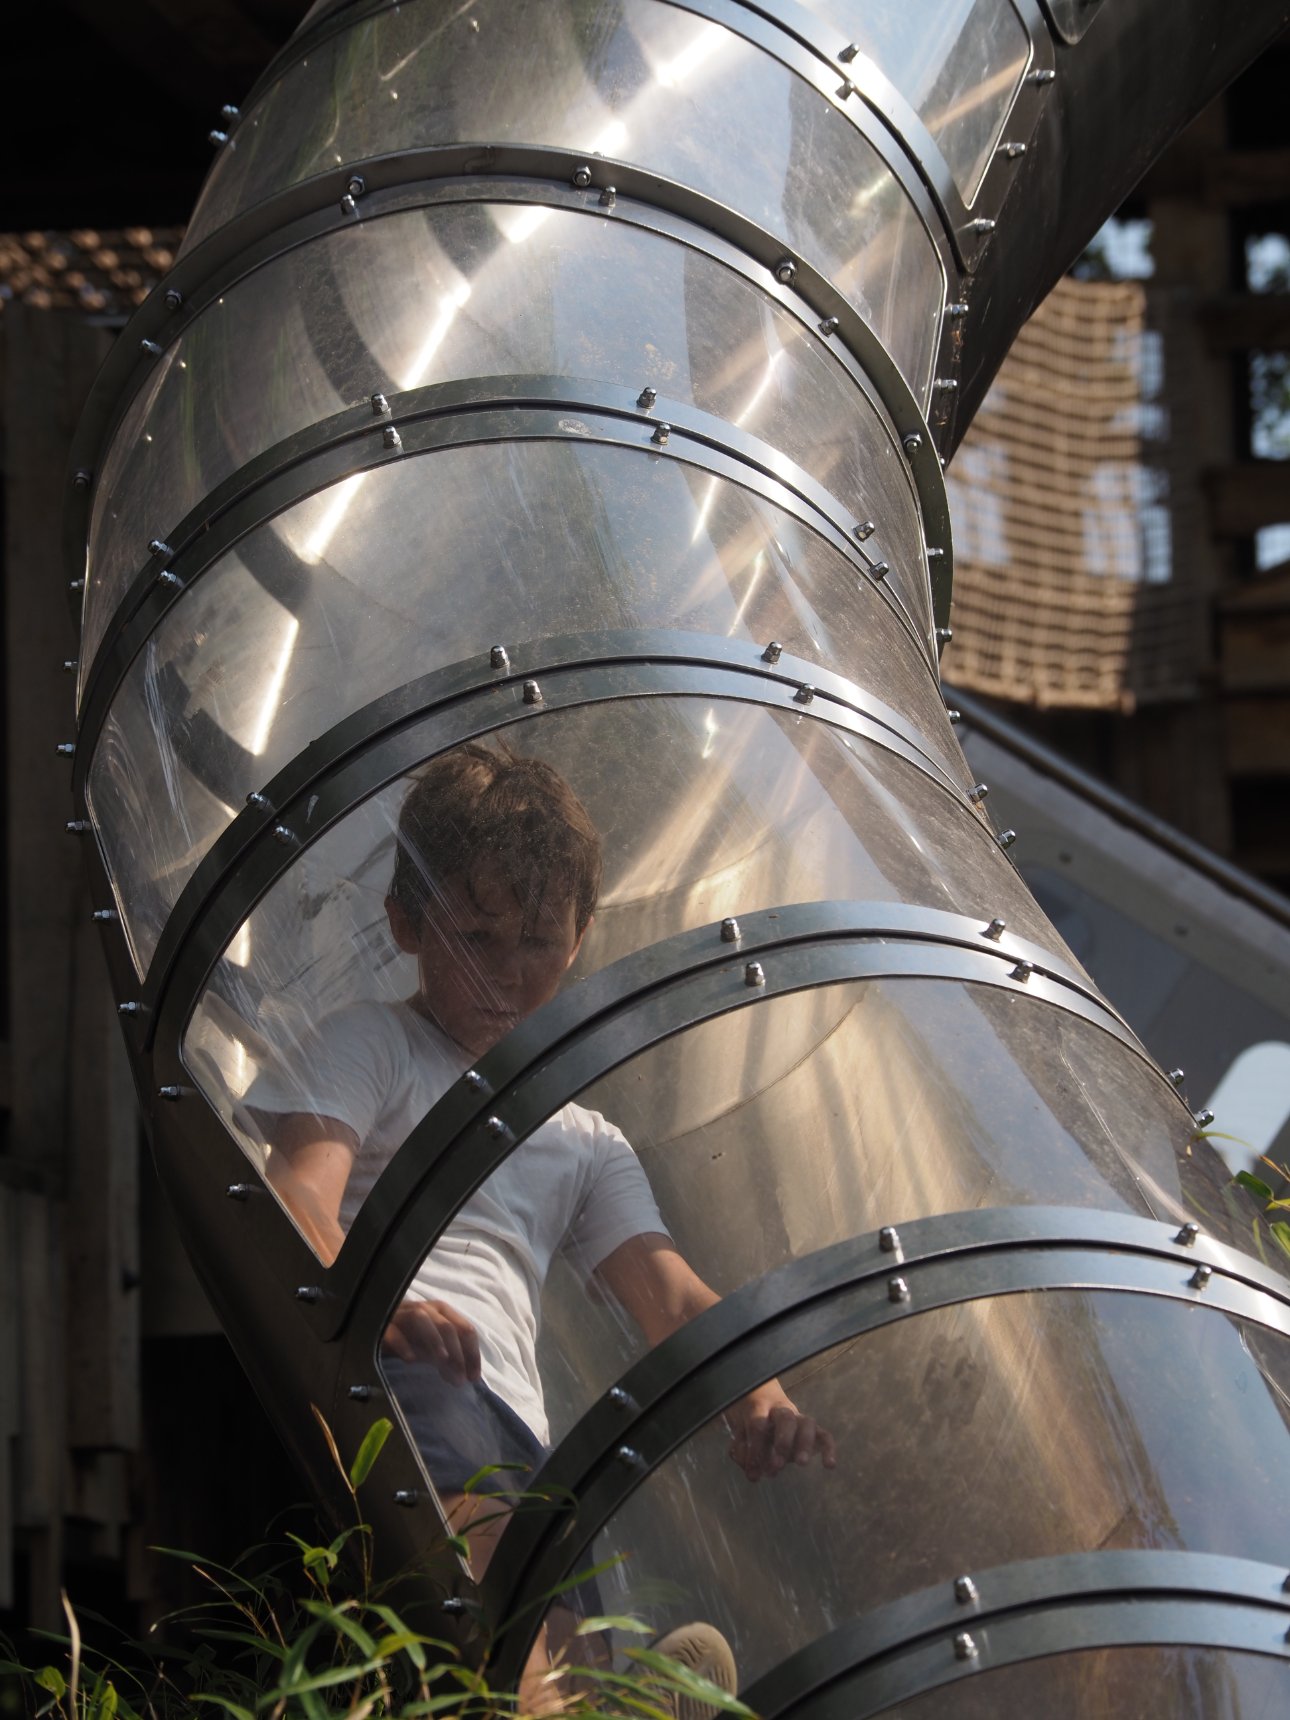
[381,1358,605,1619]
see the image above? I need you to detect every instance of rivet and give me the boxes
[651,422,671,446]
[1190,1264,1213,1290]
[608,1385,636,1410]
[981,918,1006,941]
[66,820,89,833]
[1010,961,1034,982]
[838,42,859,62]
[348,1385,371,1401]
[794,685,815,705]
[158,569,182,588]
[465,1071,486,1090]
[953,1632,978,1661]
[157,1085,182,1101]
[853,520,875,541]
[394,1488,420,1506]
[774,257,797,285]
[55,742,76,757]
[73,469,92,489]
[903,433,923,454]
[485,1116,507,1136]
[969,782,989,804]
[762,640,783,664]
[340,193,358,216]
[383,425,402,449]
[522,678,543,705]
[296,1286,321,1303]
[1028,67,1056,84]
[163,288,183,311]
[1174,1222,1200,1246]
[370,392,390,414]
[140,338,163,356]
[1001,141,1027,158]
[818,315,840,335]
[572,163,593,188]
[148,538,173,557]
[998,829,1017,849]
[346,174,366,198]
[745,961,766,988]
[92,908,117,922]
[600,185,617,208]
[489,645,510,670]
[1169,1068,1186,1087]
[246,791,271,811]
[209,129,229,146]
[937,627,954,644]
[273,824,297,846]
[837,79,856,99]
[933,378,959,392]
[878,1226,901,1254]
[615,1445,645,1467]
[225,1183,252,1201]
[637,386,657,410]
[947,709,962,724]
[954,1576,978,1604]
[888,1277,910,1303]
[868,561,889,582]
[969,218,997,234]
[721,917,741,943]
[947,302,970,318]
[1194,1109,1215,1128]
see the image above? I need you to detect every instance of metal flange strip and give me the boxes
[742,1549,1290,1720]
[476,1219,1290,1683]
[65,161,950,630]
[75,380,937,739]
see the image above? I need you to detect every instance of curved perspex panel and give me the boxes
[66,0,1290,1712]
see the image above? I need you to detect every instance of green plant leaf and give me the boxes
[190,1697,257,1720]
[625,1647,754,1716]
[348,1418,393,1489]
[1234,1171,1274,1202]
[1270,1221,1290,1259]
[574,1615,652,1636]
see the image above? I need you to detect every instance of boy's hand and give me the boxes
[725,1382,837,1483]
[382,1297,482,1385]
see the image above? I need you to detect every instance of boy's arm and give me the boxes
[263,1113,480,1380]
[593,1232,837,1482]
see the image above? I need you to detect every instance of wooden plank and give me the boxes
[1204,463,1290,535]
[1225,699,1290,775]
[1200,294,1290,355]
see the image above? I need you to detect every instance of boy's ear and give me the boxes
[385,894,421,954]
[565,913,593,969]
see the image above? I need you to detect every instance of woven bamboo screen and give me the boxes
[943,276,1209,710]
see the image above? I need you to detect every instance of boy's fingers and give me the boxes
[818,1426,839,1469]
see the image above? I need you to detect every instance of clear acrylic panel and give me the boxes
[182,0,946,401]
[885,1646,1290,1718]
[182,713,1049,1215]
[83,202,923,676]
[90,441,956,971]
[513,1297,1289,1693]
[793,0,1031,201]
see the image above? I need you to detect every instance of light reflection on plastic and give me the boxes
[227,923,252,968]
[701,707,720,760]
[246,610,300,755]
[653,21,729,90]
[400,280,473,388]
[300,471,367,565]
[500,120,631,246]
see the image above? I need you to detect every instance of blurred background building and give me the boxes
[1,0,1287,1640]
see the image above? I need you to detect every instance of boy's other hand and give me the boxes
[726,1382,837,1483]
[382,1297,482,1384]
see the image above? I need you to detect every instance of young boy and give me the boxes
[249,743,834,1700]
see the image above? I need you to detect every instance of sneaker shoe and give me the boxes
[649,1622,738,1720]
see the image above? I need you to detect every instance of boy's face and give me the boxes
[386,860,586,1057]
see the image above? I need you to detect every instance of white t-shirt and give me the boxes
[245,1000,665,1441]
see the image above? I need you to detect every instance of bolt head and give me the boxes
[73,468,92,489]
[163,288,183,311]
[744,961,766,988]
[818,315,840,335]
[572,164,593,188]
[878,1226,900,1253]
[774,258,797,286]
[370,392,390,414]
[853,519,875,541]
[346,175,366,198]
[1194,1109,1215,1128]
[651,422,671,446]
[226,1183,252,1201]
[382,425,401,449]
[600,185,617,207]
[348,1385,372,1401]
[522,679,543,705]
[954,1576,978,1605]
[157,1084,182,1101]
[489,645,510,669]
[903,432,923,454]
[761,640,783,664]
[485,1116,507,1136]
[1169,1068,1186,1087]
[998,829,1017,849]
[953,1632,978,1661]
[1175,1222,1200,1246]
[637,386,657,410]
[720,917,741,943]
[208,129,229,147]
[888,1276,910,1303]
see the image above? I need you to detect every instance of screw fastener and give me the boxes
[140,338,163,356]
[73,469,92,489]
[903,433,923,454]
[1175,1222,1200,1246]
[485,1117,507,1137]
[600,185,616,208]
[615,1445,645,1467]
[158,1085,182,1101]
[1028,67,1056,84]
[1169,1068,1186,1087]
[226,1183,253,1201]
[878,1226,901,1254]
[651,422,671,446]
[572,164,593,188]
[346,175,366,198]
[818,315,840,335]
[118,1002,142,1016]
[66,820,89,833]
[340,193,358,216]
[933,378,959,392]
[745,962,766,988]
[998,829,1017,849]
[936,627,954,644]
[838,42,859,62]
[947,302,970,318]
[370,392,390,414]
[295,1286,321,1303]
[383,425,402,449]
[55,742,76,757]
[273,825,297,846]
[774,258,797,285]
[762,640,783,664]
[1194,1109,1215,1128]
[721,918,741,943]
[854,519,875,541]
[158,570,182,588]
[1001,141,1027,158]
[246,791,271,811]
[1190,1264,1213,1290]
[1010,961,1034,982]
[954,1633,979,1661]
[969,783,989,804]
[954,1576,979,1604]
[490,645,510,670]
[969,217,997,234]
[982,918,1006,941]
[868,562,889,582]
[148,539,173,557]
[637,386,657,410]
[947,709,962,724]
[608,1385,636,1409]
[394,1489,420,1506]
[164,288,183,311]
[465,1071,486,1090]
[888,1277,910,1304]
[522,679,543,705]
[794,685,815,705]
[93,909,118,924]
[349,1385,371,1401]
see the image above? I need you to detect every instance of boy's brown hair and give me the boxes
[389,742,602,934]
